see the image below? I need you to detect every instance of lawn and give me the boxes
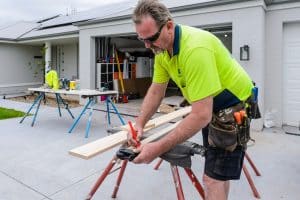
[0,107,26,120]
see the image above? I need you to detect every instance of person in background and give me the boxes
[45,68,59,90]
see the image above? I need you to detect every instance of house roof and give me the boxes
[39,1,136,29]
[0,21,39,40]
[0,0,296,42]
[19,25,78,40]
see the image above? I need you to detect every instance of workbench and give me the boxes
[20,88,123,138]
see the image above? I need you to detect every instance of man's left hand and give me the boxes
[132,142,161,164]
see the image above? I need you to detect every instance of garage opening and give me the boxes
[94,25,232,101]
[95,35,154,100]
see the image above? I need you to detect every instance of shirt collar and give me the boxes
[173,24,181,56]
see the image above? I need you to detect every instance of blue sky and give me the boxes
[0,0,127,26]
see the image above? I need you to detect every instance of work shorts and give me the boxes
[202,126,245,181]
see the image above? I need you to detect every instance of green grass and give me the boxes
[0,107,26,120]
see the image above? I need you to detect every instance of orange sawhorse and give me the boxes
[85,156,205,200]
[154,152,261,199]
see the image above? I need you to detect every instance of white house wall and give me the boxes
[265,3,300,127]
[0,43,43,96]
[79,32,95,90]
[59,43,78,80]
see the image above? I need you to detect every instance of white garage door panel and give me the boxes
[283,23,300,126]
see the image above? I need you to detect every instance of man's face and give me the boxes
[135,16,167,54]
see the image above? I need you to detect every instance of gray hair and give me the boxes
[133,0,172,27]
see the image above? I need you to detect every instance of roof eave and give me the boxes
[168,0,248,12]
[265,0,297,5]
[75,0,257,27]
[0,38,17,42]
[75,15,131,26]
[18,31,79,41]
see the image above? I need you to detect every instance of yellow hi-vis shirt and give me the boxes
[153,25,253,103]
[45,70,59,90]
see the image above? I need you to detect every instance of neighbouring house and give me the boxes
[0,0,299,130]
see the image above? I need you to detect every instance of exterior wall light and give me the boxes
[240,45,250,61]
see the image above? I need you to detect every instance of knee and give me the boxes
[203,174,218,186]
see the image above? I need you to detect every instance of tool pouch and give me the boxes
[208,119,238,152]
[208,105,241,152]
[208,103,252,152]
[237,118,250,148]
[247,86,261,119]
[248,99,261,119]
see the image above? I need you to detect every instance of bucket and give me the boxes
[69,81,76,90]
[100,95,107,101]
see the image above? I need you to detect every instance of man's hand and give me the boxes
[127,123,144,147]
[132,142,161,164]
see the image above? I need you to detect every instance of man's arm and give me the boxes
[135,82,168,135]
[133,96,213,164]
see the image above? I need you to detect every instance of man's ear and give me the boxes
[166,20,174,31]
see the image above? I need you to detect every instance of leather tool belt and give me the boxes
[208,102,250,152]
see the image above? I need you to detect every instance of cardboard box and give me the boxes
[116,78,152,97]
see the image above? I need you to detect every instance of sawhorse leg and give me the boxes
[111,160,128,198]
[105,97,125,126]
[170,165,185,200]
[154,158,164,170]
[243,152,261,198]
[19,92,45,126]
[86,157,118,200]
[158,162,204,200]
[86,157,129,200]
[55,93,74,119]
[85,97,96,138]
[243,164,261,198]
[153,158,163,170]
[155,151,262,199]
[86,110,127,199]
[68,97,93,134]
[184,168,205,199]
[55,93,62,117]
[57,94,75,119]
[245,152,261,176]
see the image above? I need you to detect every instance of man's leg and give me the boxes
[203,174,228,200]
[202,126,243,200]
[224,180,230,199]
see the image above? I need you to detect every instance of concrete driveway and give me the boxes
[0,98,299,200]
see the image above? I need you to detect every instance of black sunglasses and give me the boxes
[138,23,165,43]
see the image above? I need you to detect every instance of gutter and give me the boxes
[0,38,17,43]
[265,0,297,6]
[17,31,79,41]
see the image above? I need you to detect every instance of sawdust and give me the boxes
[158,103,176,114]
[8,94,81,108]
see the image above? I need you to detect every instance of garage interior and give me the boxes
[94,25,233,100]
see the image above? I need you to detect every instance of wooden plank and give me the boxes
[122,121,181,152]
[69,121,181,160]
[69,130,128,159]
[120,106,191,131]
[69,106,191,159]
[140,121,181,145]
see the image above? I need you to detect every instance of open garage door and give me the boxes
[283,23,300,126]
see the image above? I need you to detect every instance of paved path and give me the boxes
[0,99,299,200]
